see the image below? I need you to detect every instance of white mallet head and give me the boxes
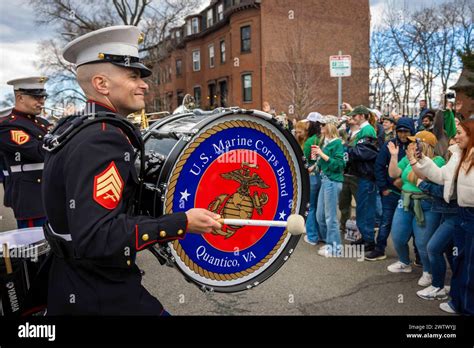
[286,214,306,235]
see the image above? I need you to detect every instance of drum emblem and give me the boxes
[208,162,269,239]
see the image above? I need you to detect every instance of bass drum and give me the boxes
[141,108,309,293]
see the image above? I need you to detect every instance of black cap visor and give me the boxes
[18,89,48,97]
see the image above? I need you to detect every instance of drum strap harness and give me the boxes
[42,112,146,264]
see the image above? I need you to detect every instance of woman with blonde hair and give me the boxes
[312,118,346,257]
[295,120,309,149]
[386,131,445,288]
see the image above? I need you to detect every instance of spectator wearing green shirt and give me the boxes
[312,118,346,257]
[387,131,444,288]
[302,112,323,245]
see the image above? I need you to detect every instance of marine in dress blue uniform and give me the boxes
[42,26,220,315]
[0,78,50,228]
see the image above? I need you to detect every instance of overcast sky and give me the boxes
[0,0,460,103]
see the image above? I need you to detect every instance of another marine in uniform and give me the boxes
[0,77,50,228]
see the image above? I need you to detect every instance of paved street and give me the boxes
[0,186,449,316]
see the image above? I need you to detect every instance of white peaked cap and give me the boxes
[7,76,48,91]
[62,25,151,77]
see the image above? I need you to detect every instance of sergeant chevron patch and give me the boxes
[93,161,124,210]
[10,130,30,145]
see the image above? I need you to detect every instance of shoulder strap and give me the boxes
[43,112,142,153]
[43,112,145,214]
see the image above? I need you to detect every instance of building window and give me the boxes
[194,86,201,106]
[242,74,252,102]
[177,91,184,106]
[192,17,199,34]
[176,59,182,77]
[209,44,215,68]
[217,4,224,21]
[241,26,251,53]
[207,9,213,27]
[220,40,226,63]
[208,83,217,107]
[186,20,192,36]
[192,50,201,71]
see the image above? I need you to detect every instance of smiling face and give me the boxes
[383,119,393,131]
[455,125,469,149]
[106,66,149,115]
[422,116,432,128]
[77,63,149,115]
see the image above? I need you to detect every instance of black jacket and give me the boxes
[0,109,49,219]
[345,136,379,181]
[42,102,188,315]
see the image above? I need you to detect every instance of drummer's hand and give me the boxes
[185,208,222,234]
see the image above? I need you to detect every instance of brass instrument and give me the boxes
[127,109,171,130]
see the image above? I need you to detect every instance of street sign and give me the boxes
[330,55,352,77]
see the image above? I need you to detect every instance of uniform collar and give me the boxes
[12,108,36,120]
[86,100,118,114]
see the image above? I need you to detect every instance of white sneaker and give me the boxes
[318,246,332,257]
[439,302,458,314]
[303,235,317,246]
[418,272,432,287]
[318,244,326,250]
[417,286,448,300]
[387,261,412,273]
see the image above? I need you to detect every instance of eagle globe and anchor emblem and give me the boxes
[208,162,270,239]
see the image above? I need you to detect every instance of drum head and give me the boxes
[0,227,48,258]
[157,112,308,292]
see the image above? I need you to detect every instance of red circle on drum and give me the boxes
[194,149,279,252]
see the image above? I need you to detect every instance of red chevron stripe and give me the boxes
[93,161,124,210]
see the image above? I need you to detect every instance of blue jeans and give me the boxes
[305,174,322,243]
[355,178,376,243]
[316,177,343,247]
[375,189,383,226]
[450,207,474,315]
[17,217,46,229]
[427,213,458,288]
[375,191,400,253]
[391,199,441,272]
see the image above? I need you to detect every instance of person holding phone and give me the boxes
[366,118,415,261]
[387,131,445,288]
[411,120,474,314]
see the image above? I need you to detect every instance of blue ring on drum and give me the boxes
[172,126,294,274]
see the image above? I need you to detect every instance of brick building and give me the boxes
[146,0,370,118]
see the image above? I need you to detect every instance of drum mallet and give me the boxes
[217,214,305,235]
[2,243,13,274]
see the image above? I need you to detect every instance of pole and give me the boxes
[338,50,342,118]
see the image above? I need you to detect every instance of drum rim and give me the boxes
[147,111,309,292]
[0,227,49,258]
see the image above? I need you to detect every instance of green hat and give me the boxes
[347,105,371,116]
